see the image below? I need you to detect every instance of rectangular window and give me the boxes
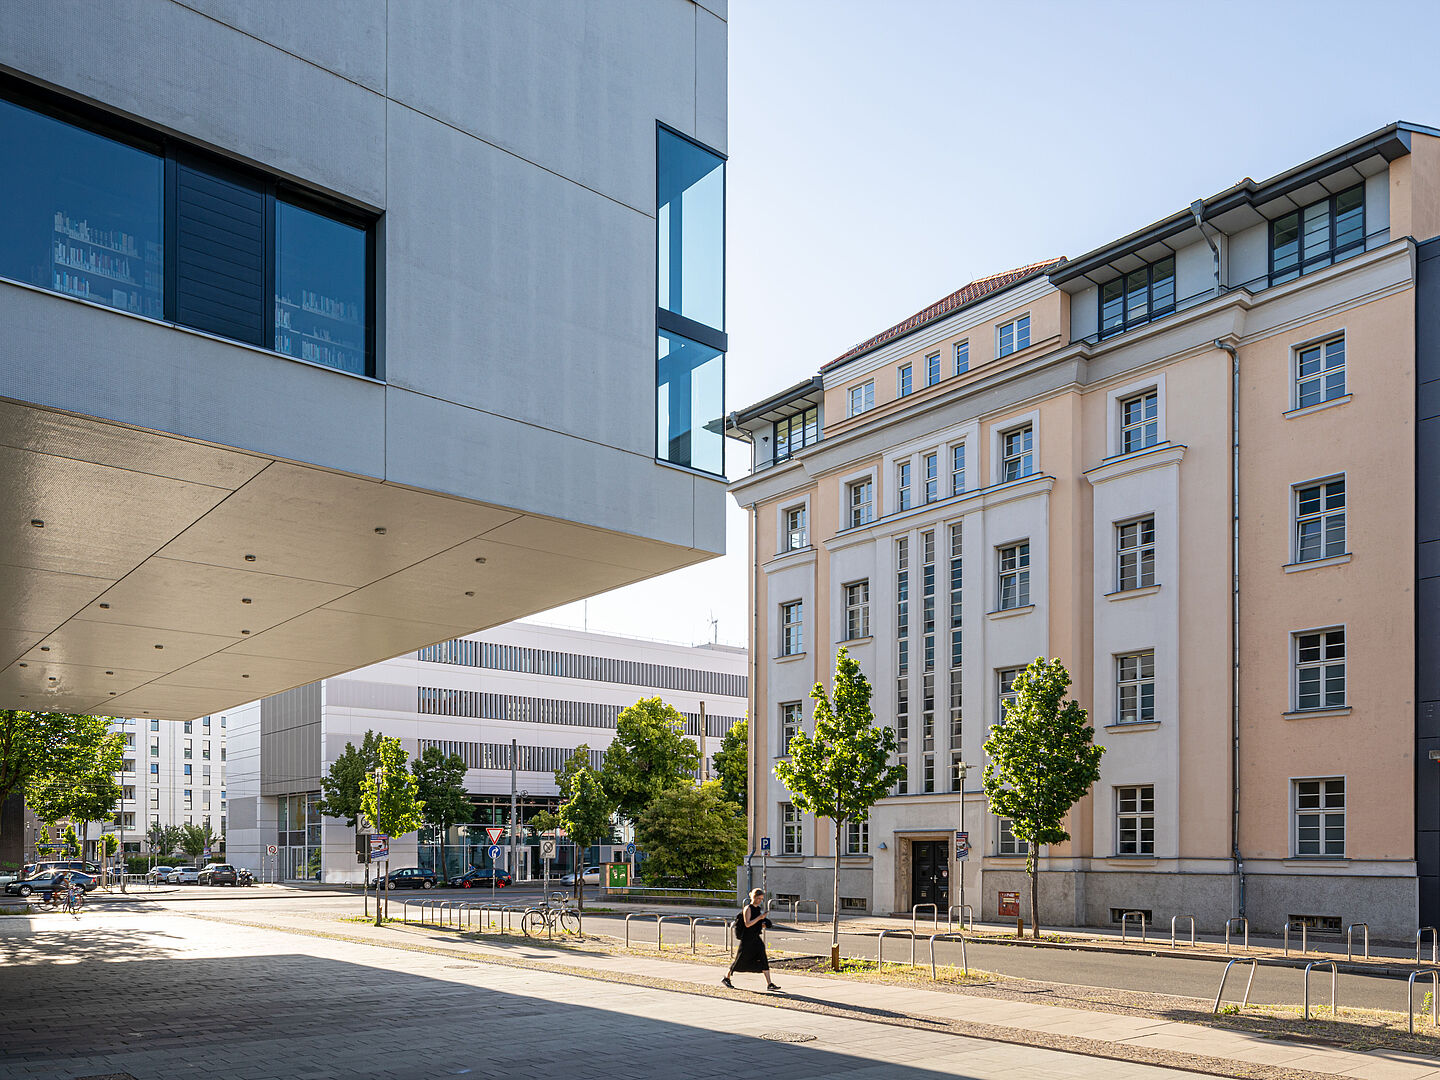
[1121,390,1159,453]
[1295,778,1345,857]
[1099,257,1175,338]
[997,542,1030,610]
[184,740,192,760]
[274,199,369,375]
[1296,337,1346,409]
[896,537,910,794]
[781,803,802,855]
[951,443,966,496]
[997,817,1029,856]
[1271,185,1364,285]
[784,505,808,551]
[997,668,1021,722]
[150,763,159,775]
[925,352,941,386]
[150,743,159,758]
[183,764,191,777]
[774,406,819,462]
[898,363,913,397]
[1001,425,1033,482]
[923,452,939,503]
[1116,652,1156,725]
[1116,785,1155,855]
[780,600,804,656]
[150,719,159,731]
[849,381,875,417]
[779,702,802,755]
[1116,517,1156,591]
[657,126,726,474]
[896,461,912,511]
[184,721,192,734]
[1294,477,1346,563]
[1295,628,1345,710]
[954,340,969,375]
[844,580,870,641]
[997,314,1031,357]
[848,478,875,529]
[846,819,870,855]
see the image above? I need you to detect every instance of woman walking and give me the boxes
[723,887,781,991]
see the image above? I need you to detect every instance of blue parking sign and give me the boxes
[760,836,771,852]
[488,844,502,861]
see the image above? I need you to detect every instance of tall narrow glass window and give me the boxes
[656,329,724,475]
[274,201,369,376]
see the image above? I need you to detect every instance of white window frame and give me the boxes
[996,815,1029,856]
[997,313,1031,358]
[1293,777,1345,857]
[845,474,875,529]
[846,819,870,855]
[897,363,913,398]
[843,579,871,641]
[1294,626,1345,711]
[925,352,941,387]
[1116,785,1155,856]
[781,802,803,855]
[848,380,875,417]
[1120,389,1160,454]
[782,502,808,553]
[779,701,802,756]
[1294,334,1346,409]
[1116,516,1156,591]
[997,667,1021,723]
[950,442,966,496]
[998,423,1034,482]
[1105,374,1166,458]
[1115,651,1155,725]
[896,460,912,511]
[923,451,939,503]
[997,541,1030,610]
[1293,475,1346,564]
[954,339,969,376]
[780,600,804,657]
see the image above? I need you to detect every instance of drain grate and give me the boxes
[758,1032,817,1043]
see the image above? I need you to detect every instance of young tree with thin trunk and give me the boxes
[557,767,613,913]
[600,699,699,825]
[27,723,124,869]
[982,657,1105,939]
[361,737,425,926]
[774,648,904,970]
[411,745,472,882]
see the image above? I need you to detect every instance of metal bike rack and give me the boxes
[1284,921,1308,957]
[657,914,694,951]
[877,928,917,968]
[1409,968,1440,1033]
[927,933,968,979]
[1418,927,1438,964]
[1171,914,1196,948]
[1212,957,1258,1013]
[625,911,661,949]
[1224,916,1249,954]
[947,904,975,934]
[690,916,735,959]
[1346,923,1369,961]
[765,897,795,918]
[1303,961,1337,1021]
[1119,910,1146,943]
[794,900,820,923]
[912,903,939,936]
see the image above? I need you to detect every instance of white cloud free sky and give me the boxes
[543,0,1440,648]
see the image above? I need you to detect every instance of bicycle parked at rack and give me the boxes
[521,896,580,938]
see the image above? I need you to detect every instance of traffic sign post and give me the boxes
[759,836,770,895]
[485,826,504,845]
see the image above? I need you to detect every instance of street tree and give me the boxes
[775,647,904,969]
[600,697,699,824]
[553,744,592,802]
[317,730,384,828]
[27,722,124,866]
[0,712,121,848]
[410,745,473,882]
[178,822,216,864]
[712,718,748,813]
[634,780,745,889]
[61,823,80,858]
[100,832,119,859]
[527,809,561,836]
[361,737,425,925]
[556,766,614,912]
[982,656,1105,939]
[146,822,183,861]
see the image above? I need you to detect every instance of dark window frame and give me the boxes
[773,405,819,462]
[1269,184,1366,286]
[1098,256,1176,339]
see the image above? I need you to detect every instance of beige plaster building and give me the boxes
[729,123,1440,937]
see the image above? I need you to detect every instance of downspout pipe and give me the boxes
[1191,200,1223,295]
[1215,338,1244,917]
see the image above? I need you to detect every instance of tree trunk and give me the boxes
[1029,857,1039,940]
[831,818,842,970]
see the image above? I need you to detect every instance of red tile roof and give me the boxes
[822,258,1063,373]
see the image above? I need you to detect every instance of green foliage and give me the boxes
[600,698,700,823]
[712,718,748,812]
[553,745,593,803]
[982,657,1105,937]
[558,767,615,912]
[178,823,215,862]
[410,745,472,882]
[527,809,562,836]
[361,737,425,839]
[16,714,123,850]
[634,781,746,889]
[317,730,384,829]
[775,648,904,954]
[61,823,80,858]
[36,823,53,854]
[100,833,119,858]
[146,822,183,858]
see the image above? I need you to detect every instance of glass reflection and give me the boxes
[275,200,368,375]
[657,128,725,331]
[657,329,724,475]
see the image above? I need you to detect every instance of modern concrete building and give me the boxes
[0,1,728,722]
[98,714,228,858]
[731,124,1440,937]
[226,621,747,883]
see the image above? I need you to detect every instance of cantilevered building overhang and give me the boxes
[0,0,729,720]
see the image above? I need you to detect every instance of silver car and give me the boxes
[167,866,201,884]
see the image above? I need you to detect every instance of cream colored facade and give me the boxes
[730,123,1440,936]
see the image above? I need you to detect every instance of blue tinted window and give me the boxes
[275,201,368,376]
[0,97,162,318]
[657,329,723,475]
[658,129,724,330]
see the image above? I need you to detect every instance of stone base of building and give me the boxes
[735,859,875,914]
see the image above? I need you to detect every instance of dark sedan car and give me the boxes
[452,867,512,889]
[6,871,97,899]
[375,868,436,889]
[197,863,238,886]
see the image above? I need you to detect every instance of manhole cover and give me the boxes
[758,1032,817,1043]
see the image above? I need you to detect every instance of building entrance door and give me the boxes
[911,840,949,909]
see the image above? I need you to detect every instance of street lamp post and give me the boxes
[956,761,972,918]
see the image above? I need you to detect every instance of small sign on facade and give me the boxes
[539,837,557,860]
[369,834,389,861]
[998,890,1020,917]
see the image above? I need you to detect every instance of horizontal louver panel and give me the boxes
[174,163,265,345]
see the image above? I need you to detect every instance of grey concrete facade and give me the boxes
[0,1,728,719]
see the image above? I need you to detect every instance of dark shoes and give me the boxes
[721,977,734,988]
[766,983,782,992]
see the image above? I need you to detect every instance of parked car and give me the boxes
[197,863,238,886]
[166,866,201,884]
[559,866,601,886]
[375,868,436,890]
[453,867,512,889]
[30,860,100,877]
[6,870,97,898]
[146,865,175,883]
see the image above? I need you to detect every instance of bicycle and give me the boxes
[521,896,580,938]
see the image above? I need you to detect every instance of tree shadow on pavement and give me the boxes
[0,922,187,967]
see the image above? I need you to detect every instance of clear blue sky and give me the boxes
[544,0,1440,647]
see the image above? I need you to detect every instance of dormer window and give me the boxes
[773,406,818,462]
[1100,257,1175,338]
[1270,185,1364,285]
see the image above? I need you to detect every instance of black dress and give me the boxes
[732,903,770,972]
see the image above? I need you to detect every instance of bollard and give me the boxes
[1015,917,1024,938]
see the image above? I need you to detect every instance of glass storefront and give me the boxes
[276,792,323,881]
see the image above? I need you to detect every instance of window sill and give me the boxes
[987,604,1035,620]
[1104,721,1161,734]
[838,636,873,646]
[1105,856,1158,866]
[776,544,813,558]
[1282,707,1352,721]
[1283,553,1351,573]
[1105,585,1161,601]
[773,652,808,664]
[1282,857,1348,867]
[1284,394,1352,420]
[986,856,1030,865]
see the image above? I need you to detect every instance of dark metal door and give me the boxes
[911,840,949,908]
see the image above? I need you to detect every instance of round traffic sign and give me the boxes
[265,844,278,855]
[625,842,636,855]
[487,844,502,860]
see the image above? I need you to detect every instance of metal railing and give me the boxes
[1119,910,1146,943]
[1410,968,1440,1033]
[625,911,661,949]
[1224,916,1249,954]
[690,916,736,959]
[948,904,975,934]
[1170,914,1195,948]
[928,933,968,979]
[1346,923,1369,961]
[912,903,939,936]
[794,900,820,923]
[1418,927,1438,965]
[657,913,693,951]
[766,897,794,918]
[1212,957,1258,1014]
[1283,921,1308,957]
[1303,961,1337,1021]
[877,927,917,968]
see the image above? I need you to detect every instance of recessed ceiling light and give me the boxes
[241,598,252,605]
[374,527,387,535]
[154,644,164,650]
[30,519,43,528]
[105,671,113,676]
[39,646,49,652]
[242,674,250,678]
[98,602,110,609]
[244,554,256,562]
[474,557,487,564]
[241,630,250,635]
[48,677,56,682]
[464,591,475,597]
[109,692,116,696]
